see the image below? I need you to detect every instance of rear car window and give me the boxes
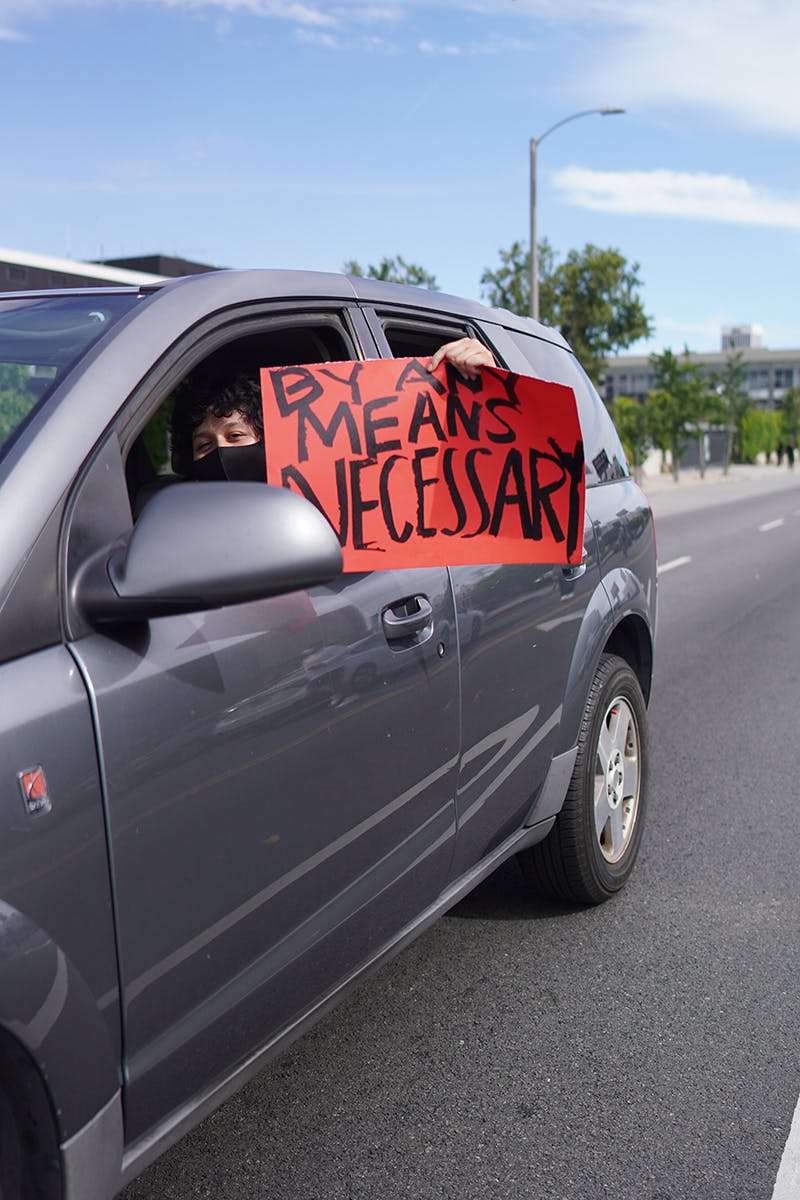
[504,328,629,487]
[0,293,142,463]
[378,315,478,361]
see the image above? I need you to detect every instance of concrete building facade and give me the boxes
[603,327,800,408]
[0,247,219,293]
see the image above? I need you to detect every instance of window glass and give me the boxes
[0,293,142,463]
[504,329,629,486]
[128,317,354,514]
[378,316,473,361]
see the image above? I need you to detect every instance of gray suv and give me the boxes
[0,271,656,1200]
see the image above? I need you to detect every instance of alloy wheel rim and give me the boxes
[593,695,640,864]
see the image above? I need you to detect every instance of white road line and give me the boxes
[759,518,785,532]
[657,556,691,576]
[772,1094,800,1200]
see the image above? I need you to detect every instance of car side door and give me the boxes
[63,304,460,1145]
[364,306,601,879]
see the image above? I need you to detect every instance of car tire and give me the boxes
[0,1084,22,1200]
[0,1044,61,1200]
[519,653,648,904]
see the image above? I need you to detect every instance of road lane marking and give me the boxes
[771,1093,800,1200]
[657,556,691,576]
[759,518,785,532]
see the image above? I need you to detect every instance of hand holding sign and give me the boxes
[260,357,585,572]
[428,337,498,380]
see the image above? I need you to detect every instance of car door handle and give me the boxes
[562,547,588,581]
[382,596,434,642]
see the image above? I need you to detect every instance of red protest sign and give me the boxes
[260,358,584,572]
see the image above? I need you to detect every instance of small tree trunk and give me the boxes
[722,424,732,475]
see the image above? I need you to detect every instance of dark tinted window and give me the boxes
[504,329,629,486]
[377,315,488,362]
[128,315,355,511]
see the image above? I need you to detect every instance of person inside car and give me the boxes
[169,338,497,482]
[171,375,266,482]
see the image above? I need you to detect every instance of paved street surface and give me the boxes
[122,467,800,1200]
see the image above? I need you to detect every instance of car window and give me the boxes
[504,328,629,487]
[127,316,356,513]
[0,293,143,464]
[376,314,500,364]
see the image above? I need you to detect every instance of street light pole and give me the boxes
[529,106,625,321]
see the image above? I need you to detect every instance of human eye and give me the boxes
[224,417,256,444]
[193,436,214,458]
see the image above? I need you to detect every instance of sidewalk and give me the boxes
[637,462,800,519]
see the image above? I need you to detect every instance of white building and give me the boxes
[603,328,799,408]
[720,323,763,351]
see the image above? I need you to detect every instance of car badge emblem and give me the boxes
[18,766,52,816]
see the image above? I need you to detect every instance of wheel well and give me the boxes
[0,1028,62,1199]
[603,615,653,704]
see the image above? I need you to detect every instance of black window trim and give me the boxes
[360,305,507,368]
[113,301,376,454]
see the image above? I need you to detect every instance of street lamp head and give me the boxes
[533,106,625,146]
[529,105,625,321]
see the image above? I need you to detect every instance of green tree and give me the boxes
[777,385,800,451]
[740,409,781,463]
[647,348,705,482]
[481,241,652,384]
[344,256,438,290]
[711,349,750,472]
[610,396,651,483]
[683,373,723,480]
[0,363,34,447]
[478,239,555,317]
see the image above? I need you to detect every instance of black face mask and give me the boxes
[190,443,267,483]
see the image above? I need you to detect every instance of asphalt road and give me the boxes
[122,472,800,1200]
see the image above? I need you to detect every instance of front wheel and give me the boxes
[0,1042,61,1200]
[0,1085,22,1200]
[519,653,649,904]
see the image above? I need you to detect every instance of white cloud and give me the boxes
[0,0,339,25]
[332,4,398,21]
[419,38,460,55]
[328,0,800,135]
[169,0,336,24]
[261,1,335,24]
[295,24,398,49]
[1,0,798,137]
[553,166,800,231]
[295,25,340,45]
[577,0,800,136]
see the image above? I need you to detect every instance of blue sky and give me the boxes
[1,0,799,354]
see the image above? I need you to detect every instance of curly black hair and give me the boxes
[170,374,264,476]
